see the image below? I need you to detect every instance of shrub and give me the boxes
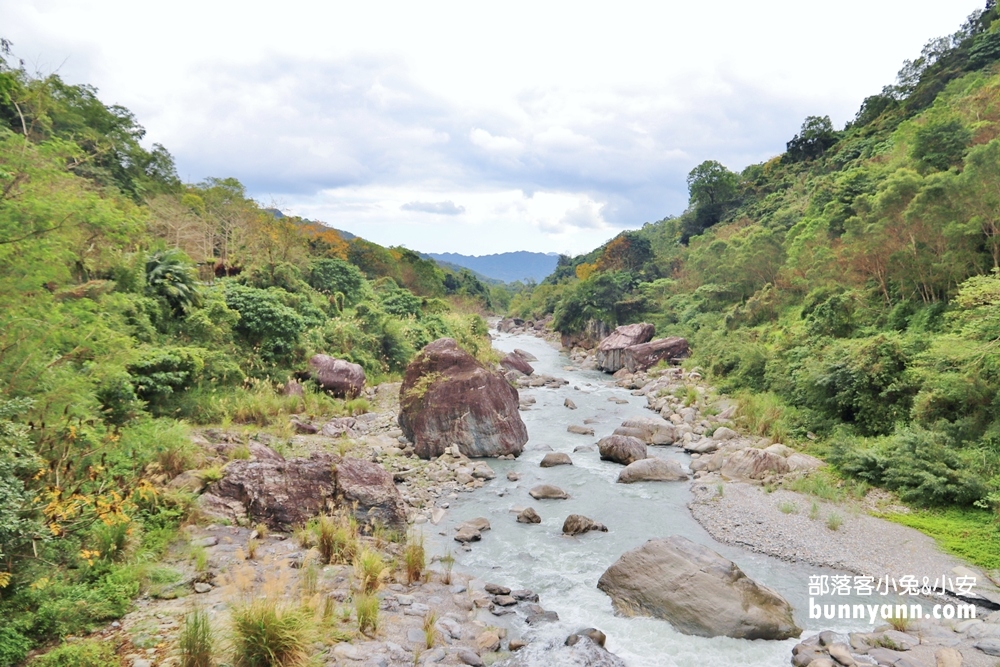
[179,608,215,667]
[30,639,118,667]
[0,626,31,667]
[230,598,311,667]
[223,283,306,361]
[307,259,367,305]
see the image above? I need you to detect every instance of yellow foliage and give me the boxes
[575,262,597,280]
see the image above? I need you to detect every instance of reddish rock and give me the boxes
[282,380,305,397]
[399,338,528,459]
[623,337,689,373]
[333,456,407,528]
[307,354,365,398]
[500,352,534,376]
[209,453,405,531]
[596,323,655,373]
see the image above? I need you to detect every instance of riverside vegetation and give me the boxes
[0,38,505,665]
[3,3,1000,666]
[508,3,1000,569]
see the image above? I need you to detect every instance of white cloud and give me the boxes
[0,0,987,254]
[401,200,466,215]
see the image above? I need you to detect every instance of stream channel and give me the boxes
[425,332,873,667]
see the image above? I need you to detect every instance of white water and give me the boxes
[425,333,871,666]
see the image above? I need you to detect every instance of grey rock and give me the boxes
[564,398,578,410]
[976,638,1000,656]
[458,649,484,666]
[597,535,800,639]
[540,452,573,468]
[517,507,542,524]
[568,425,595,436]
[616,457,688,483]
[529,485,569,500]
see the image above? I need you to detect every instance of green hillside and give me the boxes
[513,4,1000,509]
[0,40,500,664]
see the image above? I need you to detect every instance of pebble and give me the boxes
[191,536,218,548]
[193,582,212,594]
[458,649,484,666]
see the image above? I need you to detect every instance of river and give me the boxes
[425,332,868,666]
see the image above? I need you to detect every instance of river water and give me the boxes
[425,332,868,666]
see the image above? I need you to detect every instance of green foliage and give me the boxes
[912,119,972,171]
[785,115,838,162]
[0,399,42,566]
[30,639,118,667]
[886,507,1000,569]
[145,249,202,315]
[683,160,740,241]
[0,626,31,667]
[307,258,367,305]
[224,283,306,361]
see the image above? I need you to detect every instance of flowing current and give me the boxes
[425,332,867,667]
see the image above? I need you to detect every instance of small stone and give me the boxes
[193,582,212,594]
[191,536,218,548]
[935,646,962,667]
[509,639,528,651]
[485,583,511,595]
[566,628,606,648]
[511,589,538,602]
[454,526,481,543]
[507,471,520,481]
[977,638,1000,656]
[476,630,501,652]
[493,595,517,606]
[517,507,541,524]
[490,604,515,616]
[333,643,365,661]
[540,452,572,467]
[458,650,484,666]
[406,627,426,643]
[564,398,577,410]
[397,594,415,605]
[567,425,595,436]
[421,647,445,663]
[827,643,855,666]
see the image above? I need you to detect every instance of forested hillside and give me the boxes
[512,4,1000,514]
[0,40,500,664]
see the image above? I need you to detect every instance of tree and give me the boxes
[785,116,838,162]
[682,160,740,242]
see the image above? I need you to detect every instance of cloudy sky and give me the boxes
[3,1,987,255]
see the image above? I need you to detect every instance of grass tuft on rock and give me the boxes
[230,597,312,667]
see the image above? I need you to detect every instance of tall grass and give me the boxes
[735,391,789,443]
[403,533,425,584]
[185,381,370,427]
[313,514,358,565]
[353,548,388,595]
[230,597,311,667]
[180,608,215,667]
[355,593,379,636]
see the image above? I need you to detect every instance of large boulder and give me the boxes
[208,453,405,531]
[623,337,689,373]
[720,448,790,481]
[307,354,365,398]
[596,323,655,373]
[616,458,688,483]
[598,435,647,465]
[398,338,528,459]
[500,352,534,376]
[613,417,675,445]
[333,457,408,529]
[597,536,800,640]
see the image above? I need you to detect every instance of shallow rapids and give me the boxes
[425,332,867,667]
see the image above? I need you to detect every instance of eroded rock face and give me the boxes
[622,337,689,373]
[500,353,534,376]
[398,338,528,459]
[597,536,800,640]
[307,354,365,398]
[616,458,688,484]
[598,435,648,465]
[208,453,405,531]
[596,323,655,373]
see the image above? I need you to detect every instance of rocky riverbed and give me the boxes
[95,321,1000,667]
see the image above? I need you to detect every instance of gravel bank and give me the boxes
[690,480,976,583]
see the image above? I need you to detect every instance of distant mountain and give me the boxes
[425,251,559,283]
